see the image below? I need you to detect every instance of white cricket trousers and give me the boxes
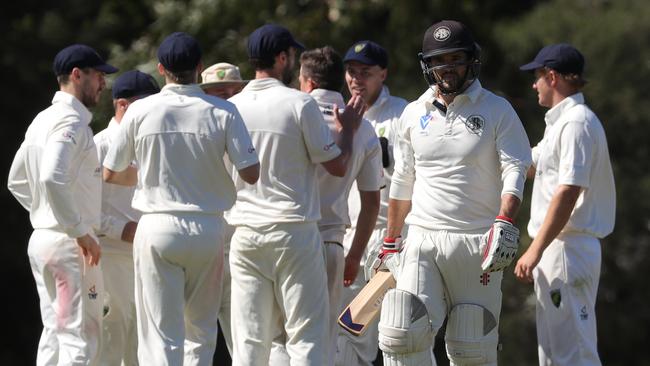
[383,225,502,366]
[218,224,236,356]
[269,241,344,366]
[336,228,385,366]
[229,222,329,366]
[28,229,104,366]
[533,232,602,366]
[134,213,225,366]
[98,247,137,366]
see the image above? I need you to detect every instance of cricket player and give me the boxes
[103,32,259,366]
[8,44,117,365]
[337,40,408,366]
[226,24,365,366]
[515,44,615,366]
[269,45,382,366]
[199,61,249,356]
[375,20,531,365]
[95,70,160,366]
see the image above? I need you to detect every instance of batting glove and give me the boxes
[480,216,520,272]
[365,237,403,280]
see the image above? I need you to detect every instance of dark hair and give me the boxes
[162,68,196,84]
[56,67,92,86]
[249,57,276,70]
[299,46,344,92]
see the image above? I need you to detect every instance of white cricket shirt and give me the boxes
[104,83,258,214]
[226,78,341,225]
[347,86,407,230]
[94,118,141,254]
[390,81,532,231]
[311,89,382,243]
[8,91,101,238]
[528,93,615,239]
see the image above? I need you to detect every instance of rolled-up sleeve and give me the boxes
[496,106,532,200]
[389,112,416,200]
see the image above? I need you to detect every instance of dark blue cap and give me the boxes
[343,41,388,68]
[247,24,305,59]
[157,32,202,72]
[520,43,585,75]
[53,44,118,76]
[112,70,160,99]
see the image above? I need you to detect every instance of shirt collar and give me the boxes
[420,80,482,108]
[52,91,93,125]
[310,89,345,108]
[367,85,390,113]
[161,83,205,96]
[242,78,286,91]
[544,92,584,126]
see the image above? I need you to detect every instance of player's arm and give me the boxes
[321,94,366,177]
[498,193,521,221]
[514,184,581,282]
[103,165,137,186]
[387,198,411,239]
[344,189,380,286]
[7,144,33,211]
[237,163,260,184]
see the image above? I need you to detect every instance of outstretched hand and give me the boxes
[334,94,366,132]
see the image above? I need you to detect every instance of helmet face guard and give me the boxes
[419,20,481,95]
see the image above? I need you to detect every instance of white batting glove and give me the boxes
[480,216,520,272]
[365,237,403,280]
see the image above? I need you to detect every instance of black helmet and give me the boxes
[418,20,481,95]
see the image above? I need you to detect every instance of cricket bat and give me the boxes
[338,270,396,336]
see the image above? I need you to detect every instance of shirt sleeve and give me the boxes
[104,112,136,172]
[301,99,341,164]
[7,143,32,211]
[558,121,593,188]
[495,104,532,200]
[225,108,259,170]
[40,121,90,238]
[355,132,382,191]
[389,109,416,200]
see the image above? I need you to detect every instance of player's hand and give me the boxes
[343,253,361,287]
[121,221,138,243]
[367,237,403,278]
[514,245,543,283]
[334,94,366,132]
[480,216,519,272]
[76,234,101,266]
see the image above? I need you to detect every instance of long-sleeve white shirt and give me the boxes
[390,81,532,231]
[94,118,141,254]
[528,93,615,239]
[8,91,101,238]
[312,89,382,243]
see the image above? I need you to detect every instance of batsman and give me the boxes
[371,20,532,365]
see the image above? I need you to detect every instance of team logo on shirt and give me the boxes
[420,114,432,130]
[580,306,589,320]
[59,130,77,144]
[324,141,336,151]
[433,26,451,41]
[464,114,485,135]
[248,146,256,154]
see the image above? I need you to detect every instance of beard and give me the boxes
[281,63,295,85]
[436,70,466,94]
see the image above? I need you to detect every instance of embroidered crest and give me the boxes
[420,115,432,130]
[217,69,226,79]
[88,285,98,300]
[550,289,561,308]
[378,126,386,137]
[464,114,485,135]
[580,305,589,320]
[433,26,451,41]
[354,43,367,53]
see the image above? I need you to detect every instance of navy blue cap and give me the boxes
[157,32,202,72]
[247,24,305,59]
[112,70,160,99]
[343,41,388,68]
[520,43,585,75]
[53,44,118,76]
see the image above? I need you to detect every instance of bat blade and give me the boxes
[338,270,396,336]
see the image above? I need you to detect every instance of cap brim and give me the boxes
[421,47,473,60]
[200,80,250,89]
[95,63,119,74]
[291,40,305,50]
[519,61,543,72]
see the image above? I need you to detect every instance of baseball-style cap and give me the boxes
[343,41,388,68]
[53,44,118,76]
[519,43,585,75]
[200,63,249,89]
[112,70,160,99]
[157,32,202,72]
[421,20,477,59]
[247,24,305,59]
